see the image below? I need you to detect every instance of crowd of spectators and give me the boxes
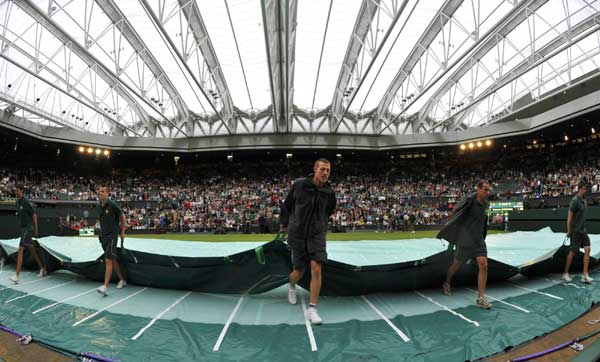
[1,141,600,232]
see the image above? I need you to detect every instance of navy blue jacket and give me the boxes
[284,177,336,254]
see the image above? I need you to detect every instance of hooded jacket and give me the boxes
[283,176,336,254]
[437,193,488,248]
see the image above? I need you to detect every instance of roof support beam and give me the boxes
[378,0,548,135]
[413,0,549,131]
[0,51,142,136]
[329,0,381,133]
[15,0,188,137]
[94,0,189,121]
[261,0,297,133]
[374,0,463,131]
[176,0,236,133]
[434,16,600,131]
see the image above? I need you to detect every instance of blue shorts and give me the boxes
[19,227,34,247]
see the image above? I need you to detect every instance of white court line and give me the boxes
[361,295,410,342]
[72,288,147,327]
[33,287,98,315]
[300,295,318,352]
[212,275,271,352]
[414,291,480,327]
[0,276,51,291]
[5,280,75,303]
[508,282,563,300]
[213,295,245,352]
[132,291,192,341]
[544,278,585,289]
[464,288,530,313]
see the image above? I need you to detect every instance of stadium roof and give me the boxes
[0,0,599,146]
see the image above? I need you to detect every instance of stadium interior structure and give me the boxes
[1,0,600,361]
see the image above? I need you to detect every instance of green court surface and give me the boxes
[0,228,598,362]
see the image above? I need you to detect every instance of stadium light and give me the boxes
[476,141,482,148]
[485,140,492,147]
[78,146,85,153]
[460,144,466,150]
[87,147,94,154]
[95,149,101,155]
[468,143,474,149]
[103,150,110,157]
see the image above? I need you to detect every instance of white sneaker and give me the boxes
[37,268,47,277]
[288,285,297,305]
[307,307,322,325]
[97,285,108,296]
[9,275,19,284]
[582,274,594,284]
[562,273,572,282]
[117,280,127,289]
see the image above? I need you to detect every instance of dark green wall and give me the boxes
[509,207,600,233]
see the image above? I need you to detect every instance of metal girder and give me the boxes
[14,0,188,137]
[437,17,600,131]
[329,0,381,132]
[287,0,298,133]
[13,0,153,131]
[374,0,463,130]
[137,0,233,135]
[261,0,298,133]
[334,0,410,134]
[0,90,89,131]
[8,68,600,149]
[94,0,189,122]
[426,11,600,131]
[416,0,550,130]
[0,51,142,136]
[176,0,236,133]
[378,0,543,135]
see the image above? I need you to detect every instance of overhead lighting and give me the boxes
[227,154,233,161]
[78,146,85,153]
[564,135,569,141]
[476,141,482,148]
[87,147,94,154]
[336,153,342,158]
[460,144,466,150]
[533,140,537,145]
[592,128,596,134]
[286,153,293,159]
[468,143,474,149]
[95,149,101,155]
[485,140,492,147]
[103,150,110,157]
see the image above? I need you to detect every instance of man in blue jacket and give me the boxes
[283,159,337,324]
[437,180,492,309]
